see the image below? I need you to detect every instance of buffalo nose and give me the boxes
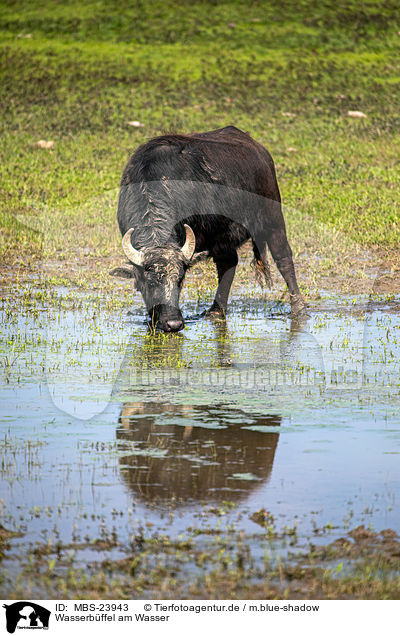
[165,319,184,332]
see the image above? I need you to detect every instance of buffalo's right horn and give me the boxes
[122,228,144,267]
[181,224,196,261]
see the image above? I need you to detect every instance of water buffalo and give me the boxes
[111,126,305,332]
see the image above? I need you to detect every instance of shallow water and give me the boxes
[1,287,399,586]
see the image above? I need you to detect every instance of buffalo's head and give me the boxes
[110,225,206,333]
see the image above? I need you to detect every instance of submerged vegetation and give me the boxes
[4,517,400,600]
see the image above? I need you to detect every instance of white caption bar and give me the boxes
[1,599,399,636]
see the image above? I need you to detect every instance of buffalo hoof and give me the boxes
[290,300,309,318]
[205,306,226,319]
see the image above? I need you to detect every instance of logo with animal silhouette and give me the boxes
[3,602,50,633]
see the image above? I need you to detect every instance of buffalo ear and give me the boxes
[189,251,209,267]
[109,265,137,280]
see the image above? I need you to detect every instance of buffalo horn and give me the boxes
[181,224,196,261]
[122,228,144,267]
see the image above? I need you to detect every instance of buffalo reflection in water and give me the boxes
[114,318,284,505]
[116,402,280,506]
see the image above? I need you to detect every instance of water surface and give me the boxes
[1,288,399,587]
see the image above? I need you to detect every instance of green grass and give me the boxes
[1,0,400,266]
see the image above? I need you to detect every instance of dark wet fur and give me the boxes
[116,126,304,327]
[118,126,282,252]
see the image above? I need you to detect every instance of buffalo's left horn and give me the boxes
[122,228,145,267]
[181,224,196,261]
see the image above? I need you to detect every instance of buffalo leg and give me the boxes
[207,252,238,315]
[258,229,306,315]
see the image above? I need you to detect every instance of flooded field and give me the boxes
[1,283,399,598]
